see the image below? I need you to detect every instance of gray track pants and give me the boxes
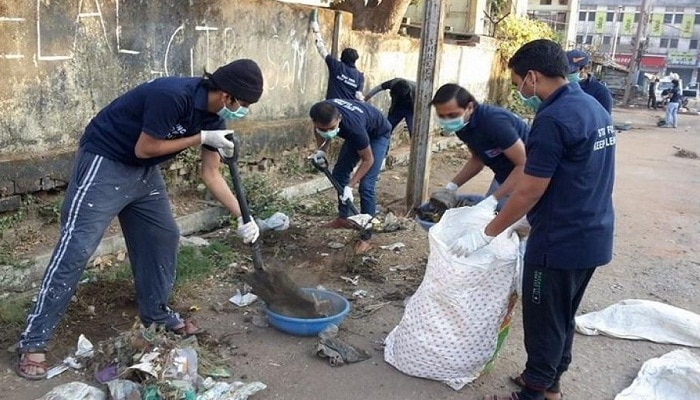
[19,148,182,351]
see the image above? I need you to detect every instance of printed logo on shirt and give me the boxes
[484,148,503,158]
[166,124,187,139]
[531,269,543,305]
[593,124,616,151]
[331,99,365,114]
[335,74,359,88]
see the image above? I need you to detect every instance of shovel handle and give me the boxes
[309,157,360,216]
[220,136,265,271]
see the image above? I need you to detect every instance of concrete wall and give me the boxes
[0,0,497,197]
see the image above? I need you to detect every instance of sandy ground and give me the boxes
[0,107,698,400]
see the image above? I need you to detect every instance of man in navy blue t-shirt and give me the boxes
[365,78,417,136]
[455,40,615,400]
[566,49,613,114]
[16,60,265,380]
[429,83,529,211]
[311,20,364,101]
[308,99,392,253]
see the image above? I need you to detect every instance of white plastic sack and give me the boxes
[384,205,520,390]
[37,382,106,400]
[575,299,700,347]
[614,349,700,400]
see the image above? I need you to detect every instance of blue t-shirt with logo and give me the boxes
[524,83,615,270]
[325,56,364,100]
[80,77,225,166]
[326,99,392,151]
[455,104,530,184]
[579,75,613,114]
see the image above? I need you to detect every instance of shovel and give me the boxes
[308,156,372,241]
[219,138,325,318]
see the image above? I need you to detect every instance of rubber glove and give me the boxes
[450,229,494,257]
[340,186,354,204]
[310,150,326,163]
[444,181,459,192]
[310,21,320,33]
[201,130,235,154]
[473,195,498,213]
[237,217,260,244]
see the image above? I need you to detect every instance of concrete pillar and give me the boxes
[470,0,488,35]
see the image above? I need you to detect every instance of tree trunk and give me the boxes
[332,0,413,34]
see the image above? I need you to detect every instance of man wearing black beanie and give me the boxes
[15,59,265,380]
[311,20,365,101]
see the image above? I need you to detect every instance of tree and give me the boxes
[332,0,414,34]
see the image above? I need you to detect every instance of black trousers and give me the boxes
[517,263,596,400]
[648,94,657,109]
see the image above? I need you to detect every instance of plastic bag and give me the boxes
[37,382,106,400]
[106,379,141,400]
[384,205,520,390]
[198,381,267,400]
[257,212,290,231]
[615,349,700,400]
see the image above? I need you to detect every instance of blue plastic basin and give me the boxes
[265,288,350,336]
[415,194,486,232]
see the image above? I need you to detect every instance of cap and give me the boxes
[566,49,590,74]
[210,59,264,104]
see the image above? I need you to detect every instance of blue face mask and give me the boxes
[567,72,582,83]
[437,115,467,132]
[316,127,339,140]
[517,75,542,111]
[218,101,249,121]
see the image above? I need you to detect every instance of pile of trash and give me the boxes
[39,324,266,400]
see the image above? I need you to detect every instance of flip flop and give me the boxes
[511,375,563,400]
[15,353,48,381]
[171,320,208,337]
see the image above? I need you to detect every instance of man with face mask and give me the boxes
[15,59,263,380]
[308,99,392,253]
[429,84,529,212]
[311,20,365,101]
[364,78,416,136]
[566,49,613,114]
[460,40,615,400]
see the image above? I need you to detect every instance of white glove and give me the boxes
[473,195,498,213]
[444,181,459,192]
[237,217,260,244]
[310,21,320,33]
[201,130,235,152]
[450,229,494,257]
[340,186,353,204]
[310,150,326,163]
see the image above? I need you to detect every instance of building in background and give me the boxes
[404,0,528,36]
[575,0,699,85]
[526,0,580,48]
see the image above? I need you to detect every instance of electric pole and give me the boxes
[405,0,445,212]
[622,0,652,105]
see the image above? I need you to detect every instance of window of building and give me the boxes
[634,13,640,23]
[690,39,698,50]
[606,12,614,22]
[670,38,679,48]
[576,35,584,44]
[558,0,568,5]
[695,14,700,24]
[585,36,593,45]
[603,35,611,45]
[540,0,552,5]
[579,11,587,21]
[660,38,669,48]
[673,14,683,24]
[588,12,596,21]
[663,13,673,23]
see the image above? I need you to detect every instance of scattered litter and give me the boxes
[379,212,405,232]
[269,362,281,367]
[198,381,267,400]
[327,241,345,249]
[319,324,339,339]
[106,379,141,400]
[316,285,328,291]
[116,251,127,262]
[94,364,119,383]
[162,347,198,383]
[46,334,94,379]
[614,122,632,131]
[315,325,371,367]
[351,301,391,319]
[614,349,700,400]
[347,213,373,229]
[257,212,290,231]
[389,264,413,272]
[575,299,700,347]
[352,290,368,298]
[673,146,699,159]
[202,377,216,390]
[189,305,201,312]
[320,253,329,257]
[340,275,360,286]
[380,242,405,251]
[38,382,106,400]
[205,366,232,378]
[180,235,210,247]
[229,289,259,307]
[251,315,269,328]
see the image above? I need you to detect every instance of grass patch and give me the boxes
[0,293,34,327]
[175,242,239,286]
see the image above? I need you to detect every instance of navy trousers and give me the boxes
[19,148,182,351]
[387,107,414,136]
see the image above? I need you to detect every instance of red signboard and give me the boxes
[614,54,666,69]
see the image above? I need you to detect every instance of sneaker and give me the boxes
[325,218,356,229]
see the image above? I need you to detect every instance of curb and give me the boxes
[2,136,462,293]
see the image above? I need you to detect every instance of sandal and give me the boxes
[511,375,563,400]
[483,393,520,400]
[171,320,207,337]
[16,352,48,381]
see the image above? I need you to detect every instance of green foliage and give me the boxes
[237,173,295,220]
[176,242,239,286]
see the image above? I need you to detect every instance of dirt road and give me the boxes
[1,107,698,400]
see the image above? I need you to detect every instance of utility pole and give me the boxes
[610,5,622,62]
[622,0,652,105]
[406,0,445,212]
